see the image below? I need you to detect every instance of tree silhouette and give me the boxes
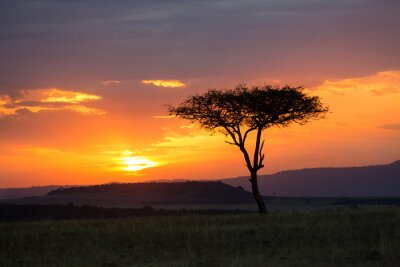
[168,85,328,213]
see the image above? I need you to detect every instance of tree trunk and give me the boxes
[250,170,267,214]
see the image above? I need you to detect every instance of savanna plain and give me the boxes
[1,207,399,267]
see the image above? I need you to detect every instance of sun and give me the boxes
[121,156,158,172]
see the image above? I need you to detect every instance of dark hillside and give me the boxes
[224,160,400,196]
[47,181,253,202]
[0,185,64,200]
[4,181,255,207]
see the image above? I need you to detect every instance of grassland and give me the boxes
[1,207,399,267]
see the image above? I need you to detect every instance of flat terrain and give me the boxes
[1,207,399,267]
[4,195,400,212]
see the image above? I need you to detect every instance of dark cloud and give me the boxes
[0,0,400,92]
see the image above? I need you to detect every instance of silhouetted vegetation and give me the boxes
[1,207,399,266]
[334,198,400,206]
[47,181,254,203]
[2,181,259,208]
[0,203,250,223]
[169,85,328,213]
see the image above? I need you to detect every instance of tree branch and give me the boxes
[240,146,253,171]
[253,127,263,171]
[224,140,236,145]
[257,139,265,170]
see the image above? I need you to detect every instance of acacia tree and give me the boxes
[168,85,328,213]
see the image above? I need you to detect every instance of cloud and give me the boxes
[18,88,102,104]
[101,80,122,86]
[0,88,105,116]
[153,115,175,119]
[377,124,400,130]
[63,105,105,116]
[315,71,400,95]
[142,80,185,88]
[0,95,16,115]
[1,1,399,93]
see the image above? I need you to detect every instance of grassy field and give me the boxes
[1,207,399,267]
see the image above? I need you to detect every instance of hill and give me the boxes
[3,181,254,207]
[223,160,400,196]
[0,185,66,200]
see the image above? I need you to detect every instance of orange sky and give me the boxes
[1,71,399,187]
[0,1,400,187]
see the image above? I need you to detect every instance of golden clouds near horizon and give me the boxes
[313,70,400,124]
[64,105,105,116]
[298,70,400,152]
[0,88,104,116]
[0,95,15,115]
[142,80,185,88]
[153,115,175,119]
[314,71,400,95]
[1,70,400,187]
[39,88,102,103]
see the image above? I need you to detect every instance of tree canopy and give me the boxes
[168,84,329,213]
[169,85,328,147]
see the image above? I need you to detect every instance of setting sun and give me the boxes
[121,156,158,172]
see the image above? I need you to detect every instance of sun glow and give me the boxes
[121,156,158,172]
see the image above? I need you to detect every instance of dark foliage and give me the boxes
[169,85,328,213]
[169,85,328,132]
[334,198,400,206]
[0,203,251,223]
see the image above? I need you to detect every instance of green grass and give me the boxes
[1,207,400,267]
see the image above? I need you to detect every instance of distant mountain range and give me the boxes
[0,161,399,202]
[223,160,400,197]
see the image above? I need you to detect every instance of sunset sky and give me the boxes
[1,0,400,187]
